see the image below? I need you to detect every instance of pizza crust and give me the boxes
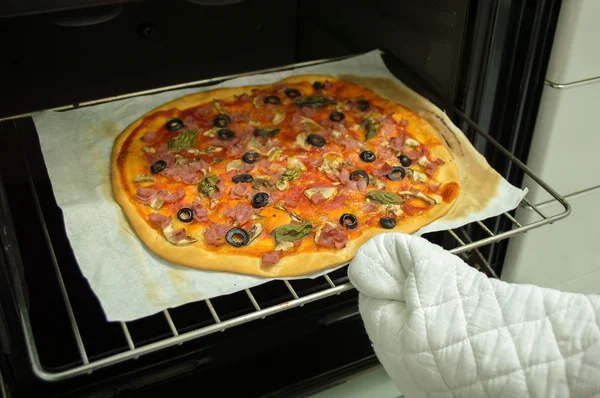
[112,75,460,277]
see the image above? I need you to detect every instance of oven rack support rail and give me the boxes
[4,55,570,382]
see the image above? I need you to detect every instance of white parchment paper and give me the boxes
[32,50,526,321]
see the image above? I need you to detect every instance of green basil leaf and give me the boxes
[366,190,403,204]
[360,120,378,141]
[198,173,220,197]
[280,168,302,182]
[254,127,280,137]
[295,96,337,109]
[168,129,198,152]
[271,221,313,242]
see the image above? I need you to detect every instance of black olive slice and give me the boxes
[166,118,183,131]
[306,134,326,147]
[251,192,269,209]
[386,166,406,181]
[357,100,370,112]
[264,95,281,105]
[313,81,324,90]
[285,88,301,98]
[339,213,358,230]
[349,170,369,183]
[226,227,250,247]
[242,151,261,164]
[359,151,376,163]
[398,154,412,167]
[232,174,254,183]
[150,160,167,174]
[380,217,397,229]
[213,114,231,128]
[218,128,235,141]
[329,111,345,122]
[177,208,194,223]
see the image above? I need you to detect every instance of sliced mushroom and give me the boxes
[249,120,261,126]
[226,159,243,172]
[331,130,342,139]
[397,190,437,205]
[252,96,262,109]
[275,241,294,251]
[273,110,286,125]
[248,137,269,154]
[203,127,220,137]
[304,187,337,200]
[247,223,263,245]
[368,176,386,190]
[210,197,219,210]
[295,133,311,150]
[133,174,156,183]
[273,205,303,222]
[191,146,223,155]
[276,179,289,191]
[300,117,323,132]
[150,197,164,210]
[142,146,156,153]
[405,138,420,147]
[318,152,344,173]
[252,177,273,190]
[174,154,187,166]
[212,100,223,113]
[417,155,430,167]
[314,222,337,244]
[406,168,428,183]
[380,204,404,217]
[287,156,307,171]
[163,223,197,246]
[267,147,284,161]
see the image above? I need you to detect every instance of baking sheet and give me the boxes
[32,50,526,321]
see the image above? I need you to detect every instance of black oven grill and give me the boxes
[2,54,569,383]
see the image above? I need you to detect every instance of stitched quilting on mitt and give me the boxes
[348,233,600,398]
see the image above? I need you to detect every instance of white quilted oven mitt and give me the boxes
[348,233,600,398]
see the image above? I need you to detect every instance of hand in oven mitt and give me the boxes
[348,233,600,398]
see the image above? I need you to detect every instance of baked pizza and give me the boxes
[111,75,460,277]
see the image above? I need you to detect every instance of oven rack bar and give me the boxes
[7,54,570,382]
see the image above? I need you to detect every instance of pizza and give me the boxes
[111,75,460,277]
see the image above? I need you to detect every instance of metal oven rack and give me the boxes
[3,55,570,382]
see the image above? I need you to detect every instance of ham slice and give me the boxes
[378,145,395,160]
[162,159,209,185]
[224,203,255,226]
[262,250,284,266]
[148,213,171,229]
[357,177,368,193]
[388,135,406,151]
[230,111,250,123]
[230,183,251,199]
[406,148,423,160]
[339,137,362,151]
[372,163,393,178]
[204,223,231,247]
[170,228,188,242]
[190,200,209,222]
[308,191,328,205]
[158,189,185,203]
[141,131,158,143]
[145,143,175,167]
[317,224,348,249]
[135,187,158,204]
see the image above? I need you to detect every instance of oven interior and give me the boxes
[0,1,566,397]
